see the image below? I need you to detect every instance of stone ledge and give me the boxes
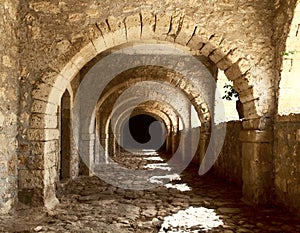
[242,118,272,130]
[239,130,273,143]
[275,114,300,122]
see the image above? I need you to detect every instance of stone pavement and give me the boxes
[0,151,299,232]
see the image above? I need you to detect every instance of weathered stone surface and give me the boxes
[0,0,19,214]
[1,151,300,232]
[239,130,273,143]
[0,0,298,219]
[213,121,243,187]
[274,115,300,215]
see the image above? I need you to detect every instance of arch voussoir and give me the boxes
[224,57,252,81]
[106,15,127,46]
[125,13,142,41]
[140,11,156,40]
[175,16,197,46]
[154,13,172,41]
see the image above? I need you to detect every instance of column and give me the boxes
[240,118,273,204]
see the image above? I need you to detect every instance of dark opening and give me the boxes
[60,90,71,180]
[122,114,166,150]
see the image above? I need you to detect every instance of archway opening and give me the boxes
[60,90,71,180]
[122,114,166,151]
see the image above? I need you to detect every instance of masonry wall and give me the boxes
[213,121,243,187]
[0,1,19,213]
[16,0,277,207]
[274,115,300,215]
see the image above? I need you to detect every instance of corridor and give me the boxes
[1,151,299,233]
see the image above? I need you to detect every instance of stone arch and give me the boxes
[97,96,177,161]
[95,66,211,126]
[26,11,256,208]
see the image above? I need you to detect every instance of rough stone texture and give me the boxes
[213,121,243,188]
[274,114,300,215]
[276,0,300,115]
[273,0,298,113]
[0,151,299,232]
[15,0,277,208]
[0,1,19,214]
[0,0,298,216]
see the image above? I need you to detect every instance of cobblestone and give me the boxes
[0,151,299,232]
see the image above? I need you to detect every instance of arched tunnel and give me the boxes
[1,2,300,232]
[123,114,166,150]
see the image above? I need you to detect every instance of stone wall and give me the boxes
[275,0,300,115]
[212,121,243,187]
[12,0,284,209]
[0,1,19,213]
[274,115,300,214]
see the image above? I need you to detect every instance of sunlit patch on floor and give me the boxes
[144,156,164,161]
[159,207,223,232]
[144,163,171,171]
[164,183,191,192]
[141,149,159,155]
[149,174,181,184]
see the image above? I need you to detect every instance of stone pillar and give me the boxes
[79,133,95,175]
[0,0,19,214]
[108,132,115,157]
[94,136,101,164]
[114,133,121,154]
[182,103,192,161]
[100,134,109,163]
[166,132,172,155]
[240,118,273,205]
[171,132,178,154]
[19,130,60,209]
[198,131,210,168]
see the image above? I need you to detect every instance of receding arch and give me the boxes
[25,11,256,208]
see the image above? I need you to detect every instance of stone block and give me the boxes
[225,58,252,81]
[175,17,196,46]
[233,75,251,92]
[140,11,155,40]
[30,113,58,129]
[91,36,107,54]
[242,117,272,130]
[32,140,58,155]
[242,142,273,204]
[200,42,216,57]
[32,83,54,102]
[96,20,114,48]
[27,129,59,141]
[18,169,44,189]
[125,14,141,41]
[217,49,241,71]
[44,166,58,185]
[59,59,79,81]
[31,100,57,115]
[106,16,127,45]
[187,27,208,50]
[41,72,68,92]
[239,130,273,143]
[70,42,98,71]
[242,100,259,119]
[155,13,172,40]
[166,14,184,42]
[239,88,256,103]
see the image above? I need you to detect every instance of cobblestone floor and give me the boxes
[0,151,299,232]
